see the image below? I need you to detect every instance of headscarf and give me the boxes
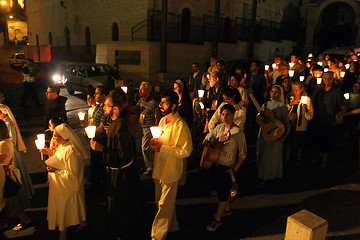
[55,123,89,159]
[0,104,26,153]
[272,85,285,103]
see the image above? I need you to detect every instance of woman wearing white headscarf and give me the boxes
[256,85,290,188]
[41,123,88,240]
[0,104,35,199]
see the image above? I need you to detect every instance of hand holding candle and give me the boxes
[35,134,46,160]
[301,96,308,105]
[150,126,161,139]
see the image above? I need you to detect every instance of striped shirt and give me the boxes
[92,104,106,127]
[136,97,160,127]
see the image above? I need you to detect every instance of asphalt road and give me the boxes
[0,45,358,240]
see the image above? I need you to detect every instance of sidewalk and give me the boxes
[243,172,360,240]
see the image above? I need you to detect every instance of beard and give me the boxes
[161,107,173,116]
[104,108,113,117]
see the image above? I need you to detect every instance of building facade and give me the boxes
[26,0,307,83]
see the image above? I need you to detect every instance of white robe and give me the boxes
[46,141,86,231]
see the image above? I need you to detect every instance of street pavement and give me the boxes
[0,46,359,239]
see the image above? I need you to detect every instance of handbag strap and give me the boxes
[3,157,14,175]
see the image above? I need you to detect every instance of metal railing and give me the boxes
[131,10,283,44]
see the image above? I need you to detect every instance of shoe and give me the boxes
[13,222,33,231]
[207,218,221,231]
[213,210,232,218]
[222,210,232,217]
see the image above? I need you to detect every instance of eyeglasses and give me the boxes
[46,91,53,94]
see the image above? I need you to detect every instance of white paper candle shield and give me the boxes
[308,53,313,58]
[35,138,45,149]
[272,63,276,69]
[78,111,85,121]
[340,71,345,78]
[317,62,323,66]
[299,76,305,82]
[121,86,128,94]
[85,126,96,139]
[346,64,350,69]
[289,62,294,68]
[265,65,269,71]
[344,93,350,100]
[301,96,308,105]
[198,90,205,98]
[317,78,322,84]
[289,70,295,77]
[199,102,204,109]
[37,134,45,141]
[150,126,161,139]
[324,68,329,72]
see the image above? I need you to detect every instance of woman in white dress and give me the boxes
[41,123,88,240]
[0,104,35,199]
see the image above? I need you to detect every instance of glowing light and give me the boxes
[150,126,161,139]
[340,71,345,78]
[289,70,294,77]
[85,126,96,139]
[317,78,322,85]
[121,86,128,94]
[344,93,350,100]
[78,112,85,121]
[301,96,308,105]
[198,90,204,98]
[265,65,269,71]
[299,76,305,82]
[272,63,276,69]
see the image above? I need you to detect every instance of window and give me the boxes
[112,22,119,41]
[115,50,141,65]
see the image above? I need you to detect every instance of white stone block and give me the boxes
[285,209,328,240]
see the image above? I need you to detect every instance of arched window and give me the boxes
[181,8,191,42]
[65,27,71,53]
[112,22,119,41]
[85,27,91,55]
[49,32,53,45]
[223,17,232,43]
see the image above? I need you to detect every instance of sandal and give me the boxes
[13,222,32,231]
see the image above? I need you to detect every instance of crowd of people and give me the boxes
[0,50,359,239]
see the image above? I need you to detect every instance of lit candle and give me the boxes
[340,71,345,78]
[324,68,328,72]
[344,93,350,100]
[121,86,128,94]
[289,62,294,68]
[199,102,204,109]
[299,76,305,82]
[265,65,269,71]
[301,96,308,105]
[346,64,350,69]
[289,70,294,77]
[272,63,276,69]
[198,90,205,98]
[308,53,313,58]
[37,134,45,141]
[85,126,96,139]
[317,62,323,66]
[317,78,322,84]
[78,111,85,121]
[35,138,45,150]
[150,126,161,139]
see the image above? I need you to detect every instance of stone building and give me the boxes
[26,0,307,83]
